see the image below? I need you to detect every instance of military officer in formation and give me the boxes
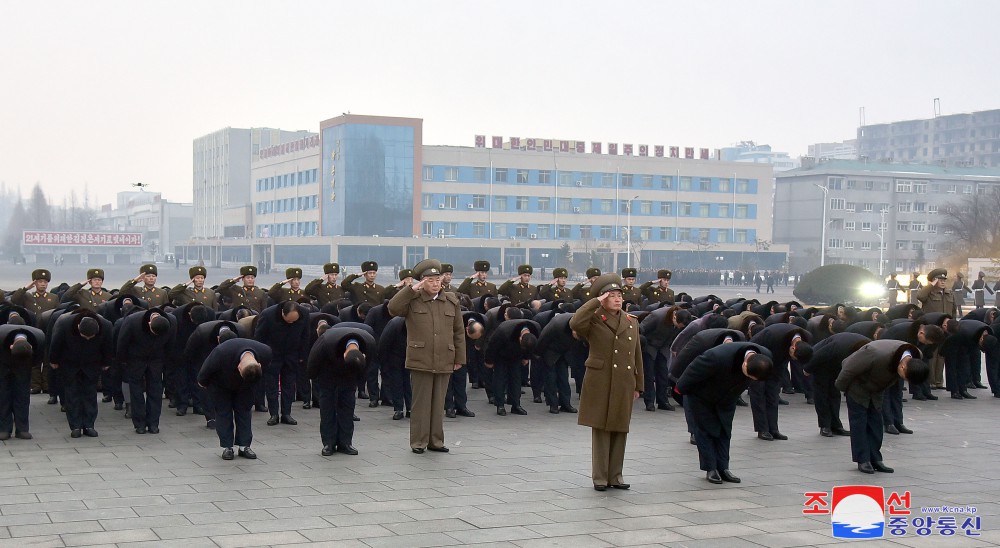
[268,267,308,303]
[304,263,345,306]
[63,268,112,311]
[342,261,385,305]
[169,266,217,309]
[218,265,268,312]
[456,260,497,299]
[11,269,60,394]
[571,267,602,302]
[499,264,538,304]
[121,264,169,308]
[641,269,675,305]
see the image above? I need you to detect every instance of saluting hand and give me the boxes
[597,292,611,304]
[411,278,425,291]
[24,281,36,290]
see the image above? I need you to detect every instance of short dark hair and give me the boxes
[344,348,366,370]
[78,317,99,338]
[920,324,946,345]
[280,301,299,316]
[704,314,728,329]
[746,353,772,379]
[904,358,930,384]
[10,337,32,358]
[793,340,813,364]
[149,315,170,335]
[241,362,262,382]
[519,331,538,353]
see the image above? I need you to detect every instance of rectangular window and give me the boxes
[896,240,908,250]
[861,222,872,231]
[699,178,712,191]
[537,197,550,211]
[896,180,912,192]
[830,198,846,210]
[735,204,748,218]
[557,224,571,238]
[537,224,551,239]
[640,201,652,215]
[897,221,909,231]
[718,204,730,217]
[444,167,458,182]
[580,225,593,239]
[579,200,593,214]
[698,204,710,217]
[660,227,673,240]
[515,224,529,237]
[680,202,693,216]
[494,196,508,211]
[680,177,692,191]
[443,222,458,236]
[558,172,572,186]
[928,204,938,214]
[660,202,674,216]
[736,179,750,193]
[494,224,507,238]
[846,180,856,189]
[914,182,927,193]
[828,238,843,249]
[846,202,856,212]
[516,169,528,184]
[473,167,488,182]
[897,202,911,212]
[621,173,634,187]
[472,222,486,237]
[558,198,572,212]
[698,228,710,241]
[661,176,675,190]
[678,228,691,241]
[947,184,956,193]
[538,170,551,184]
[845,221,856,231]
[600,225,613,239]
[963,185,973,194]
[581,173,594,187]
[735,229,748,243]
[718,179,731,192]
[878,181,891,191]
[493,167,511,183]
[423,166,434,181]
[422,221,433,236]
[718,231,729,243]
[601,199,613,213]
[472,194,487,208]
[640,227,651,240]
[515,196,529,210]
[861,241,872,250]
[863,203,873,212]
[865,180,874,190]
[913,202,926,212]
[641,175,653,188]
[928,224,937,233]
[828,177,844,190]
[912,222,926,232]
[601,173,615,187]
[444,195,458,209]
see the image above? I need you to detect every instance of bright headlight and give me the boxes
[859,281,886,299]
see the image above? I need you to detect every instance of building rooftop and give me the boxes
[779,158,1000,178]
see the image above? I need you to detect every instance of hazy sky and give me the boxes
[3,1,998,205]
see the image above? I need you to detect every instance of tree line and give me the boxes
[1,182,100,257]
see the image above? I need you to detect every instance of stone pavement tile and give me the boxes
[267,503,355,519]
[671,510,762,526]
[675,498,763,512]
[889,535,994,547]
[211,530,311,547]
[99,514,191,531]
[46,507,138,522]
[383,518,479,535]
[60,528,159,546]
[0,535,63,548]
[213,496,300,512]
[431,484,517,497]
[401,505,493,522]
[0,494,38,505]
[115,484,196,498]
[154,522,248,540]
[300,524,395,542]
[460,512,553,529]
[594,528,693,545]
[239,486,320,499]
[118,539,220,548]
[0,484,69,497]
[7,519,102,537]
[312,481,394,495]
[445,525,544,544]
[669,523,767,540]
[542,508,630,523]
[474,500,566,516]
[359,532,458,548]
[161,490,247,504]
[0,513,51,528]
[241,515,332,534]
[738,517,827,534]
[526,520,624,537]
[291,492,375,506]
[35,489,119,502]
[0,499,86,515]
[25,473,104,485]
[515,534,615,548]
[663,539,763,548]
[739,530,842,547]
[83,495,169,509]
[604,501,691,518]
[346,499,429,514]
[742,504,816,520]
[324,511,416,527]
[492,489,564,504]
[132,501,221,517]
[187,509,274,525]
[547,496,637,511]
[273,542,369,548]
[598,515,696,530]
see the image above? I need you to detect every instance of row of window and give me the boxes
[826,177,977,194]
[424,166,755,193]
[255,195,319,214]
[255,169,320,192]
[829,199,939,214]
[421,221,753,243]
[255,222,319,238]
[421,194,754,218]
[828,239,937,252]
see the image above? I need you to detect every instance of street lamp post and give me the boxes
[878,207,888,276]
[626,195,638,268]
[813,183,829,267]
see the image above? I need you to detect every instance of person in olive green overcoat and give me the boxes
[570,273,643,491]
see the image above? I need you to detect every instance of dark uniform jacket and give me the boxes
[845,321,884,340]
[570,282,598,303]
[198,339,271,393]
[168,284,218,310]
[803,333,871,376]
[499,280,538,305]
[387,285,466,374]
[341,275,385,306]
[537,283,572,302]
[917,284,956,316]
[96,294,148,325]
[217,279,268,312]
[11,288,60,318]
[675,342,771,437]
[253,304,311,364]
[536,313,587,367]
[836,339,918,407]
[378,316,407,371]
[183,320,241,374]
[749,323,811,379]
[119,279,170,308]
[483,319,540,366]
[456,278,498,299]
[639,306,685,362]
[640,282,675,305]
[620,284,642,306]
[304,279,345,307]
[0,325,45,381]
[267,283,307,304]
[570,298,643,432]
[49,310,114,380]
[115,309,177,378]
[63,284,111,311]
[670,328,746,381]
[307,327,376,386]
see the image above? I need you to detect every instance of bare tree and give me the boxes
[938,190,1000,258]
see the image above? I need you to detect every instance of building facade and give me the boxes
[857,109,1000,167]
[95,191,193,262]
[808,140,858,161]
[774,159,1000,274]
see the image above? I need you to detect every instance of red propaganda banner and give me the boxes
[639,145,649,157]
[543,139,553,151]
[491,136,503,148]
[526,138,536,150]
[23,231,143,247]
[670,146,680,158]
[592,142,602,154]
[623,144,633,156]
[576,141,585,153]
[685,147,695,159]
[559,141,569,153]
[475,135,486,147]
[510,137,521,149]
[608,143,618,155]
[700,148,710,159]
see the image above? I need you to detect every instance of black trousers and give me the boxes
[846,394,883,464]
[642,353,672,407]
[571,359,586,394]
[364,360,380,402]
[790,361,812,397]
[45,364,63,403]
[0,372,30,434]
[444,366,468,411]
[210,387,254,448]
[317,382,356,448]
[385,364,412,412]
[986,353,1000,396]
[127,361,163,430]
[176,361,208,413]
[529,360,545,398]
[686,396,732,472]
[63,370,98,430]
[812,370,845,430]
[543,356,573,409]
[944,351,968,393]
[102,364,124,405]
[296,358,312,402]
[467,349,483,385]
[748,376,780,433]
[265,357,297,418]
[881,379,904,427]
[492,360,522,408]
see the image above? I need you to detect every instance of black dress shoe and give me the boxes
[135,427,146,434]
[102,395,113,403]
[611,483,631,490]
[393,411,404,420]
[147,427,159,434]
[951,392,964,400]
[338,445,359,455]
[549,405,560,414]
[926,394,938,400]
[858,462,875,474]
[758,432,774,441]
[357,391,369,399]
[706,470,723,484]
[872,461,894,473]
[457,408,475,417]
[47,396,58,404]
[83,428,98,437]
[321,445,334,456]
[176,409,187,417]
[255,405,268,412]
[206,420,216,429]
[280,416,298,425]
[353,415,360,421]
[193,407,204,415]
[806,397,814,405]
[445,409,457,418]
[487,396,495,405]
[778,398,789,405]
[833,428,851,436]
[30,388,41,394]
[412,448,425,454]
[222,447,234,460]
[532,395,543,404]
[60,405,66,413]
[427,446,449,452]
[238,447,257,459]
[645,404,656,411]
[690,433,696,445]
[496,407,507,416]
[719,470,741,483]
[303,402,312,409]
[593,485,607,491]
[912,394,927,401]
[471,382,480,389]
[511,406,527,415]
[820,428,833,437]
[961,391,977,399]
[974,382,988,389]
[771,432,788,440]
[895,424,913,434]
[735,397,748,407]
[560,405,578,413]
[885,424,899,435]
[267,416,279,426]
[368,401,379,408]
[658,402,675,411]
[405,411,410,417]
[781,388,795,395]
[113,403,124,411]
[71,429,82,438]
[14,431,31,440]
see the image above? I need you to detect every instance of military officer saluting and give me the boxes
[12,269,60,318]
[121,264,169,308]
[341,261,385,306]
[538,267,572,301]
[269,267,307,303]
[457,260,498,299]
[383,269,413,301]
[620,268,642,305]
[572,268,602,302]
[169,266,218,309]
[440,264,456,293]
[642,269,675,305]
[500,264,539,304]
[218,265,268,312]
[304,263,346,306]
[63,268,112,311]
